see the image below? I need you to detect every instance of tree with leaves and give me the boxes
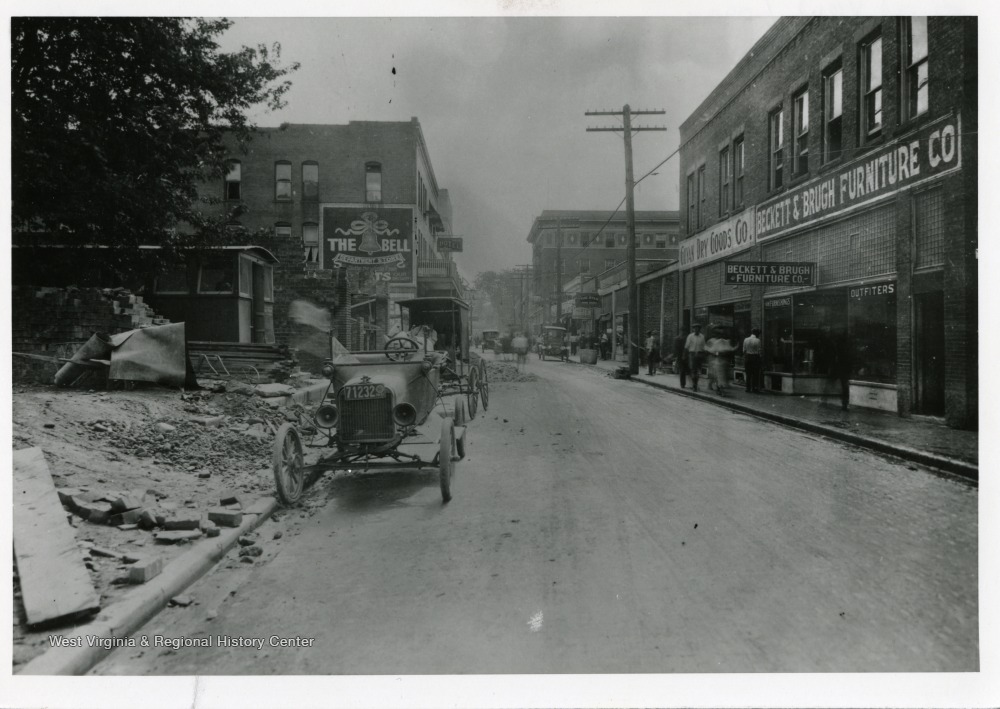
[12,17,299,277]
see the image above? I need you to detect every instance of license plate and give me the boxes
[342,384,386,400]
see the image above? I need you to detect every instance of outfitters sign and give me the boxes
[322,207,415,285]
[724,262,816,286]
[755,113,961,241]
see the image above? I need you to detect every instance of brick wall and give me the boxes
[12,287,169,355]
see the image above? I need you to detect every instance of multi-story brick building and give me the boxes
[527,210,680,330]
[185,119,460,351]
[678,16,976,427]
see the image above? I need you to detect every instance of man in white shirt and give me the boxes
[684,324,707,391]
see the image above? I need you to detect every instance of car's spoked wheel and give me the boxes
[273,423,305,506]
[466,366,479,420]
[478,361,490,411]
[453,399,468,460]
[439,416,454,503]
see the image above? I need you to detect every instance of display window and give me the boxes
[792,290,847,375]
[848,282,896,382]
[763,296,793,372]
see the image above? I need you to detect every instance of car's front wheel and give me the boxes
[273,423,304,506]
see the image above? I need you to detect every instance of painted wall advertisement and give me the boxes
[679,206,756,271]
[755,113,961,241]
[322,207,415,285]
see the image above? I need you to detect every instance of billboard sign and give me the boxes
[322,207,415,285]
[575,293,601,308]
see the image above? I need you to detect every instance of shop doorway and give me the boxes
[914,291,945,416]
[251,262,266,344]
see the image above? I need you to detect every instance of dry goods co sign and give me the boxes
[723,262,816,286]
[322,207,415,285]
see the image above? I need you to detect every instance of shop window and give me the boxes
[697,165,706,229]
[198,253,235,294]
[848,284,897,383]
[155,263,188,294]
[365,162,382,202]
[686,172,697,234]
[861,34,883,138]
[768,107,784,190]
[792,291,848,376]
[902,17,929,120]
[719,146,731,215]
[823,64,843,163]
[792,87,809,176]
[275,161,292,201]
[224,161,241,201]
[302,161,319,201]
[733,136,745,207]
[274,223,292,239]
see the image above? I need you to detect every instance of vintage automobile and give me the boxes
[539,325,568,360]
[272,297,486,506]
[481,329,500,353]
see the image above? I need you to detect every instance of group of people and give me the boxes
[671,324,760,396]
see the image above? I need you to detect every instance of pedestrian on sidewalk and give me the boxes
[673,328,688,388]
[684,324,706,391]
[569,332,579,356]
[645,331,660,375]
[706,329,735,396]
[600,331,610,360]
[743,328,762,392]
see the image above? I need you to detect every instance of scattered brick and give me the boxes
[154,530,203,544]
[128,557,163,584]
[162,516,201,531]
[109,509,142,526]
[208,508,243,528]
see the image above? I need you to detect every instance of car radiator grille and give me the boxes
[338,394,394,443]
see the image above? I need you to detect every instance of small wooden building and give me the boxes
[146,246,278,344]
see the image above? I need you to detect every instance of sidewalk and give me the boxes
[566,353,978,481]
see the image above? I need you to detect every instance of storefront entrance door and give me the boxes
[914,291,945,415]
[251,263,266,344]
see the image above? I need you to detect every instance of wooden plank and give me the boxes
[13,448,100,628]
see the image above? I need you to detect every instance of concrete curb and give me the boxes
[574,361,978,483]
[18,497,281,676]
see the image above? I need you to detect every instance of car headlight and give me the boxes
[392,403,416,426]
[321,361,335,380]
[314,403,339,429]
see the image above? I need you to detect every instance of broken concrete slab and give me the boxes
[13,448,100,627]
[254,383,294,398]
[128,557,163,584]
[207,508,243,527]
[153,530,203,544]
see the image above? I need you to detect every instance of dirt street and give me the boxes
[89,358,977,675]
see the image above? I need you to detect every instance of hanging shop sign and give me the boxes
[679,206,756,270]
[723,262,816,286]
[755,113,961,242]
[322,207,415,285]
[575,293,601,308]
[437,237,464,252]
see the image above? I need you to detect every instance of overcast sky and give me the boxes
[215,15,778,281]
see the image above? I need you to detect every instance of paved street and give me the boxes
[92,358,977,675]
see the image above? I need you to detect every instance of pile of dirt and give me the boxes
[485,361,538,383]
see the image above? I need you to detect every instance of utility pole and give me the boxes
[555,218,562,325]
[587,105,666,374]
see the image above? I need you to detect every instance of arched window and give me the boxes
[275,161,292,200]
[224,160,241,201]
[365,162,382,202]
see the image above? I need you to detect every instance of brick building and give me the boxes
[527,210,680,331]
[186,119,460,352]
[678,16,976,427]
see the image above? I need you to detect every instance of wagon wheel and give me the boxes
[273,423,305,506]
[452,398,469,460]
[439,416,454,503]
[466,366,480,420]
[478,360,490,411]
